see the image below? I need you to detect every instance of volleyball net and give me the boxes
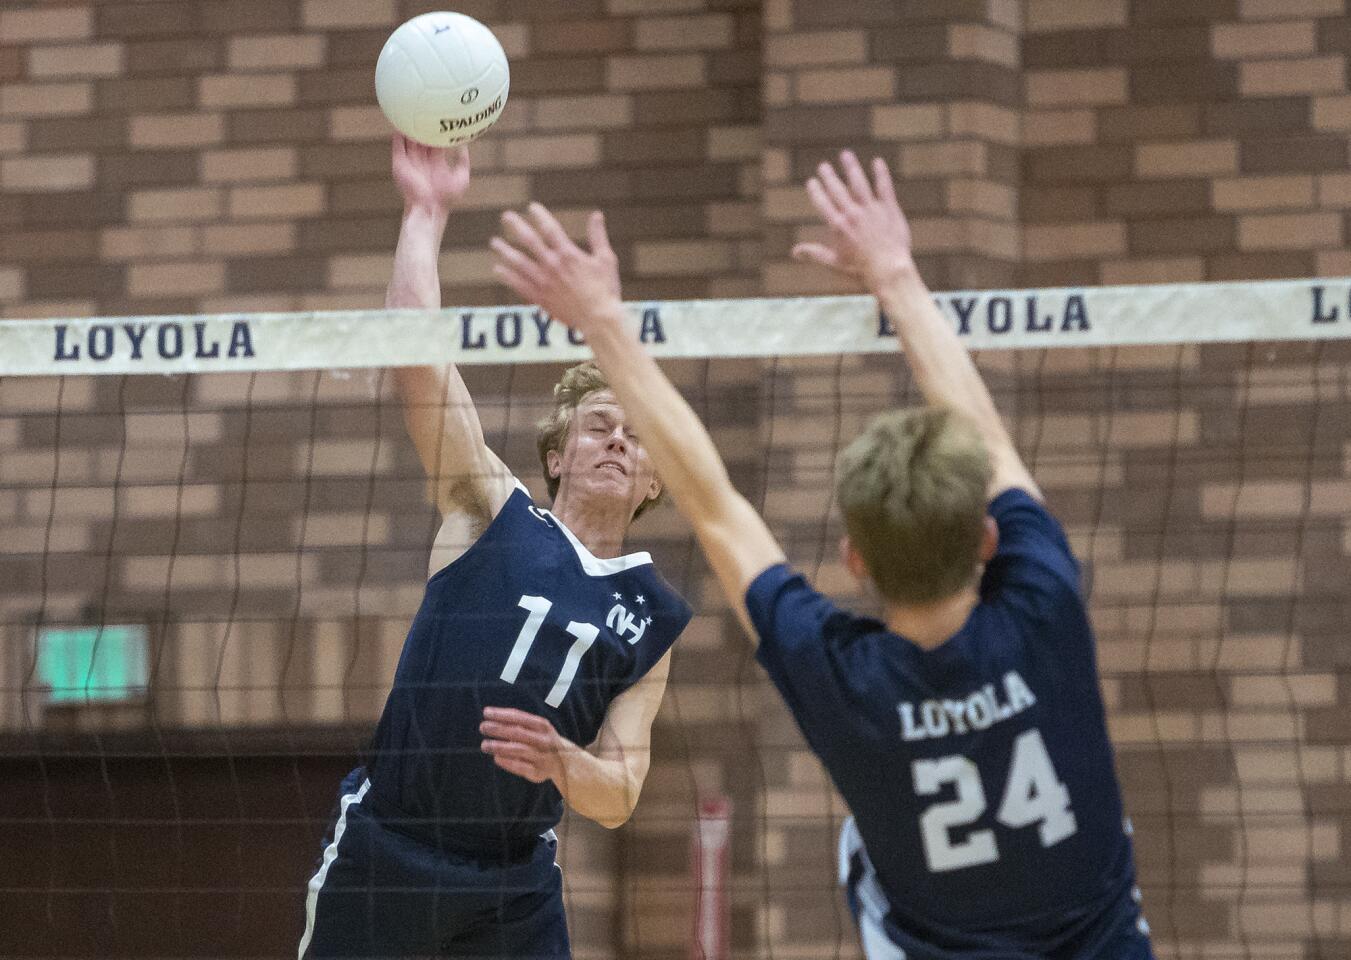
[2,277,1349,959]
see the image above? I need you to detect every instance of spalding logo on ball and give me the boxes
[375,12,510,147]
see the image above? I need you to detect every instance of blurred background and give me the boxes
[3,0,1351,957]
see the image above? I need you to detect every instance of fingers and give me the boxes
[490,754,545,782]
[527,201,573,252]
[490,236,545,285]
[449,144,470,177]
[501,210,552,261]
[806,177,846,228]
[480,738,545,760]
[815,160,854,215]
[491,253,542,303]
[483,706,552,730]
[586,211,614,259]
[492,207,625,310]
[479,724,553,753]
[791,242,840,269]
[839,150,873,203]
[409,138,433,164]
[391,134,420,176]
[481,710,557,783]
[811,151,895,214]
[871,156,898,207]
[481,708,556,748]
[481,733,546,778]
[491,225,548,301]
[493,263,536,302]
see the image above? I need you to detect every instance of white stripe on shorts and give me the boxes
[298,778,370,960]
[838,818,907,960]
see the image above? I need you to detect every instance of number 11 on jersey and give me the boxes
[500,595,600,708]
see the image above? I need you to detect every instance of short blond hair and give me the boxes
[536,361,664,520]
[835,407,991,604]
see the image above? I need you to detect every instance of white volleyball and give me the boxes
[374,12,510,147]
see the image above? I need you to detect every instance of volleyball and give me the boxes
[374,12,510,147]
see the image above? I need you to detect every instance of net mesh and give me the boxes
[1,285,1349,959]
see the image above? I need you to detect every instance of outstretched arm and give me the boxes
[490,205,784,636]
[479,651,672,829]
[387,135,514,528]
[792,151,1039,501]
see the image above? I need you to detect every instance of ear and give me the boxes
[979,516,998,563]
[839,534,870,582]
[546,448,562,480]
[646,473,662,503]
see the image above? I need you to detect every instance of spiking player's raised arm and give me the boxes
[300,137,692,960]
[384,135,515,569]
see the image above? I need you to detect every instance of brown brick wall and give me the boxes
[3,2,1351,959]
[1022,0,1351,287]
[763,0,1022,294]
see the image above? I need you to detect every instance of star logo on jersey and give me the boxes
[605,601,647,646]
[635,594,645,605]
[613,592,623,600]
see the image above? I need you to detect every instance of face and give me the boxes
[548,391,661,519]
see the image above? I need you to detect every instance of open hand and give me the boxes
[480,706,576,785]
[391,134,470,212]
[491,203,623,334]
[793,150,915,291]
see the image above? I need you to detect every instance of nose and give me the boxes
[605,427,627,454]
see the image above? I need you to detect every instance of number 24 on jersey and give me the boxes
[914,728,1078,873]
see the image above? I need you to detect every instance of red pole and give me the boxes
[691,795,732,960]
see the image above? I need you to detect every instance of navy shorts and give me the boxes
[299,772,570,960]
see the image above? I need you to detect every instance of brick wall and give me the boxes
[3,1,1351,959]
[1021,0,1351,288]
[763,0,1022,294]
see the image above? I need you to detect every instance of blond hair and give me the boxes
[835,407,991,604]
[536,361,663,520]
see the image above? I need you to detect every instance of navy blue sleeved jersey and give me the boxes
[746,490,1144,959]
[365,482,691,857]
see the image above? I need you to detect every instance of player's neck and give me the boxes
[551,492,630,559]
[881,585,979,651]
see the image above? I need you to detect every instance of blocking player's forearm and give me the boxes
[585,312,736,520]
[585,312,784,612]
[874,266,1020,475]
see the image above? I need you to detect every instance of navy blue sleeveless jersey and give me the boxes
[364,482,691,857]
[745,490,1149,960]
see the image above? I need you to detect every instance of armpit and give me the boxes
[427,505,490,578]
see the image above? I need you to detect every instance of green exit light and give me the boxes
[36,625,149,703]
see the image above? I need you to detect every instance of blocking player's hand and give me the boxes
[792,150,915,292]
[391,133,470,213]
[491,203,623,334]
[480,706,575,785]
